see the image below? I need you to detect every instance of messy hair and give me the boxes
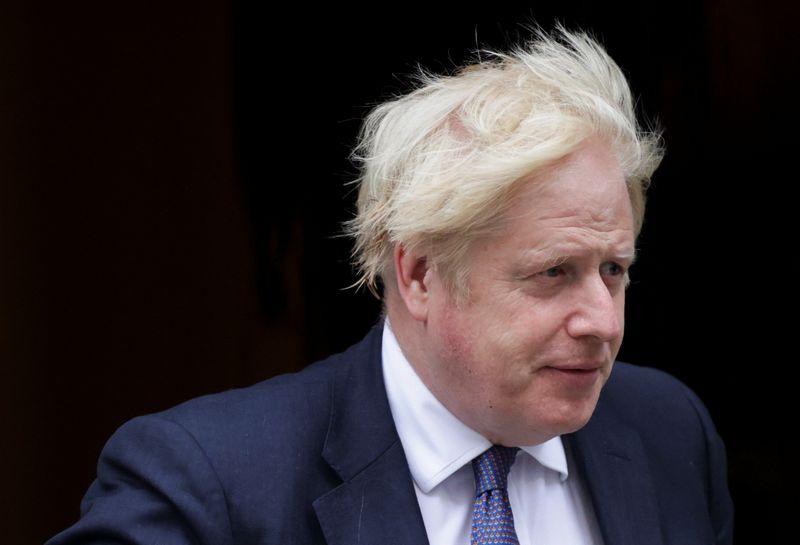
[346,26,663,298]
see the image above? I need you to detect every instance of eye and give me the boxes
[600,262,625,276]
[541,266,565,278]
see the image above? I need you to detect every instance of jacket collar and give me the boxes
[566,373,665,545]
[313,323,430,544]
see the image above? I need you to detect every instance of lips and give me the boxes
[542,362,605,386]
[546,361,604,372]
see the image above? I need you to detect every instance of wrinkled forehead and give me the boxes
[494,137,632,227]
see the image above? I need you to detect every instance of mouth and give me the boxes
[550,367,599,374]
[547,360,605,372]
[542,362,605,386]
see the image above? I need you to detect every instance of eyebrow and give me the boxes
[521,245,638,268]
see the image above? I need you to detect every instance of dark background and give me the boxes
[2,1,796,543]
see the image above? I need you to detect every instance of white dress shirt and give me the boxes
[381,322,604,545]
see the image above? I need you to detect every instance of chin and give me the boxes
[520,400,599,444]
[554,400,600,432]
[492,410,593,446]
[554,412,594,435]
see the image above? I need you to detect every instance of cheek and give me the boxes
[507,304,565,354]
[430,303,470,366]
[614,293,626,345]
[433,304,496,385]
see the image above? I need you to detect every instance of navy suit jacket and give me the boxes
[49,325,733,544]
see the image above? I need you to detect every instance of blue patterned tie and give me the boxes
[471,445,520,545]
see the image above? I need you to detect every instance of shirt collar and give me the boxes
[381,321,569,493]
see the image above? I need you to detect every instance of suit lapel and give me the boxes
[566,401,664,545]
[313,324,429,545]
[313,440,429,545]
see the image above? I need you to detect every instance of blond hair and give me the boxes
[347,27,663,297]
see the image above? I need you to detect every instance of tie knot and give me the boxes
[472,445,519,495]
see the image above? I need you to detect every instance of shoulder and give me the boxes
[49,327,383,544]
[597,361,724,459]
[580,363,734,544]
[92,360,339,518]
[600,362,718,437]
[106,326,382,479]
[107,321,382,459]
[116,324,382,464]
[604,362,708,414]
[599,362,731,508]
[151,357,337,450]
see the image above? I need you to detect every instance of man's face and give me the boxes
[415,137,635,446]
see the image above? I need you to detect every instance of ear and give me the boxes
[393,243,433,322]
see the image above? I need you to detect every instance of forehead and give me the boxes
[484,138,635,256]
[525,136,627,203]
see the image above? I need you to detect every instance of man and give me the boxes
[49,28,733,544]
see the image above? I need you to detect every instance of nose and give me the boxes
[565,275,623,342]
